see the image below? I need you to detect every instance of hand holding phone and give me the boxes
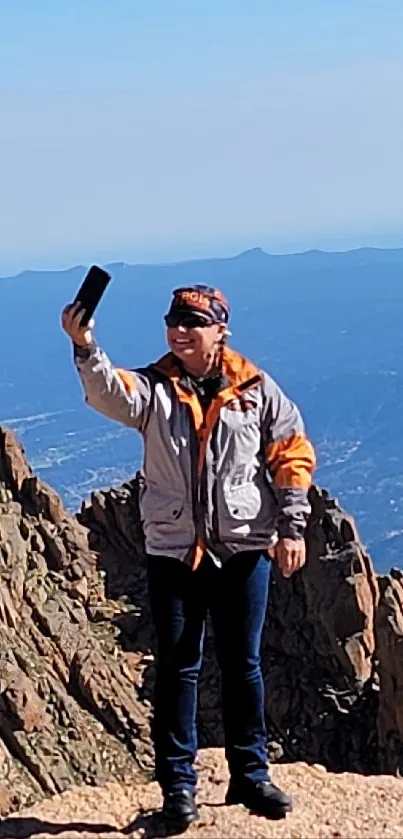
[61,301,95,346]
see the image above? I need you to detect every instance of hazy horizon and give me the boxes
[3,234,403,279]
[2,1,402,276]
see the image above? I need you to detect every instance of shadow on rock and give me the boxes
[122,810,193,838]
[0,817,117,838]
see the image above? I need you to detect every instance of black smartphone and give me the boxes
[73,265,112,326]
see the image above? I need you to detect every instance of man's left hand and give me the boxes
[270,537,306,578]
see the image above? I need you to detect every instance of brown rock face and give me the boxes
[375,569,403,773]
[79,476,403,778]
[262,487,380,773]
[1,426,403,818]
[0,429,153,816]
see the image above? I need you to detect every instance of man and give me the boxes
[62,283,316,830]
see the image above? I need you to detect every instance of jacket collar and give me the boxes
[152,346,262,392]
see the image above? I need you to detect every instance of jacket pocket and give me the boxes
[220,404,260,432]
[140,489,185,525]
[224,482,262,520]
[139,486,194,551]
[218,479,278,543]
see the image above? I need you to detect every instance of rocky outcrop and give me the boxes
[79,477,403,777]
[1,427,403,817]
[375,569,403,773]
[263,487,380,773]
[0,429,153,817]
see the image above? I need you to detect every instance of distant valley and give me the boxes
[1,246,403,573]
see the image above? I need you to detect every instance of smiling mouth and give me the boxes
[173,338,194,348]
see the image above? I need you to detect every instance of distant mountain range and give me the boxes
[1,245,403,573]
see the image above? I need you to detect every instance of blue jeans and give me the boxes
[147,551,271,793]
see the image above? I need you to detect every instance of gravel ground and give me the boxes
[1,749,402,839]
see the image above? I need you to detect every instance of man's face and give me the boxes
[166,314,224,368]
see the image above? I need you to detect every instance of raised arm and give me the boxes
[61,302,152,431]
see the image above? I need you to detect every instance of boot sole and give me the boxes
[225,792,292,818]
[163,810,200,829]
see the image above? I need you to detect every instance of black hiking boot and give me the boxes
[162,789,199,830]
[225,779,292,819]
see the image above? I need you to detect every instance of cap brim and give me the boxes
[167,307,214,323]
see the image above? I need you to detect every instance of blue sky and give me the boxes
[1,0,402,274]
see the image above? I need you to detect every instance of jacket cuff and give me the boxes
[277,514,307,540]
[73,341,96,361]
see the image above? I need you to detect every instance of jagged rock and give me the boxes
[175,486,382,772]
[262,486,380,773]
[77,476,399,776]
[1,425,403,819]
[0,429,153,817]
[0,667,48,734]
[376,571,403,773]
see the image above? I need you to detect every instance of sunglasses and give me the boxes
[164,312,214,329]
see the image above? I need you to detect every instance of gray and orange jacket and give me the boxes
[74,341,316,567]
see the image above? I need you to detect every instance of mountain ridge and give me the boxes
[3,244,403,283]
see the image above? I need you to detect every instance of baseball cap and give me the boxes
[164,284,230,328]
